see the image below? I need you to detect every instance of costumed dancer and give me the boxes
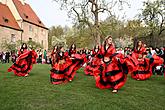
[66,44,87,81]
[84,45,101,76]
[132,40,146,59]
[8,43,38,77]
[94,36,135,93]
[131,52,164,80]
[50,46,72,84]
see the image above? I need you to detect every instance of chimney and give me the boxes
[19,0,25,5]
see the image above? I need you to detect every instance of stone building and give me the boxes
[0,2,22,50]
[0,0,48,50]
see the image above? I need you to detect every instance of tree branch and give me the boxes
[158,11,165,36]
[97,8,112,15]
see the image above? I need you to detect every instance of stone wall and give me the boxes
[0,26,22,51]
[21,21,48,50]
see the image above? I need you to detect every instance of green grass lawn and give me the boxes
[0,63,165,110]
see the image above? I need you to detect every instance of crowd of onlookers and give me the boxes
[0,46,164,66]
[0,49,52,64]
[116,46,164,59]
[116,46,165,75]
[0,51,16,63]
[36,49,52,64]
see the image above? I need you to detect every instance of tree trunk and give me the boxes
[94,3,101,45]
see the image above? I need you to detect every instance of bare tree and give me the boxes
[139,0,165,46]
[54,0,129,45]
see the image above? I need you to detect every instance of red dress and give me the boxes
[131,55,164,80]
[132,46,146,59]
[94,53,136,90]
[50,51,72,84]
[84,50,101,76]
[8,49,38,77]
[65,52,87,81]
[93,44,116,76]
[93,45,136,90]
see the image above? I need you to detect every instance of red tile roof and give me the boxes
[0,3,21,31]
[13,0,48,29]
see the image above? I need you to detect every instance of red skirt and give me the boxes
[94,62,127,90]
[8,50,37,77]
[95,67,127,90]
[84,57,101,76]
[50,59,72,84]
[65,54,87,81]
[131,71,152,80]
[94,53,135,90]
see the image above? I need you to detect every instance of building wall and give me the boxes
[0,0,49,50]
[21,22,48,50]
[0,26,22,51]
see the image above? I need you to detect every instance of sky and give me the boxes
[26,0,150,28]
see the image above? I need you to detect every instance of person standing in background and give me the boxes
[0,52,2,63]
[2,52,6,63]
[38,49,42,64]
[149,46,155,56]
[11,51,17,63]
[44,50,47,64]
[5,51,10,63]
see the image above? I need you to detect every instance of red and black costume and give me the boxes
[132,45,146,59]
[84,47,101,76]
[66,49,87,81]
[50,45,87,84]
[131,55,164,80]
[93,44,135,91]
[8,49,37,77]
[50,51,72,84]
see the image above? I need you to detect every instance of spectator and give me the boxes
[44,50,47,64]
[5,51,10,63]
[149,46,155,55]
[2,52,6,63]
[38,49,42,64]
[47,50,52,64]
[155,47,163,58]
[0,52,2,63]
[146,48,152,58]
[11,52,17,63]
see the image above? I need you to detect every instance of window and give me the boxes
[23,13,28,19]
[29,38,32,41]
[41,29,45,35]
[11,34,16,43]
[29,25,33,32]
[41,40,43,46]
[38,20,41,24]
[3,17,9,23]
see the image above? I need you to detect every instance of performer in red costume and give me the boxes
[50,46,72,84]
[132,40,146,59]
[68,44,76,57]
[18,43,28,56]
[8,43,38,77]
[66,44,87,81]
[93,36,135,93]
[50,44,87,84]
[84,45,101,76]
[131,52,164,80]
